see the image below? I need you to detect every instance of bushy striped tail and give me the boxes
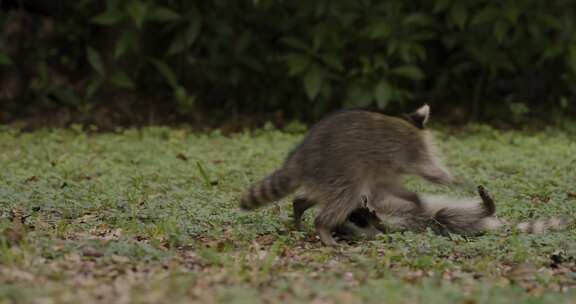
[515,217,571,234]
[240,169,299,210]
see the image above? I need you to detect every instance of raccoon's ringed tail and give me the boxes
[516,217,571,234]
[240,169,298,211]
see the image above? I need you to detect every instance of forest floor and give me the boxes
[1,125,576,303]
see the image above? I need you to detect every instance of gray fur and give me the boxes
[338,186,571,240]
[240,105,456,246]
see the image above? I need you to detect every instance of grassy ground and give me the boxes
[1,125,575,303]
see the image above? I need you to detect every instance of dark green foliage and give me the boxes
[1,0,575,124]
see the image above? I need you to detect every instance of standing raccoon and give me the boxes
[240,105,458,246]
[337,186,571,240]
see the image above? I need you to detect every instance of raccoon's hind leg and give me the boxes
[293,196,316,231]
[418,162,475,192]
[477,185,496,216]
[418,164,455,187]
[314,189,363,246]
[384,183,424,209]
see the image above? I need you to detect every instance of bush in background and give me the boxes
[1,0,575,128]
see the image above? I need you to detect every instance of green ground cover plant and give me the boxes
[0,125,575,303]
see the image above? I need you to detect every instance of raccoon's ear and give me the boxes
[405,104,430,129]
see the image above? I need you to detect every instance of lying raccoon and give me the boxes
[241,105,461,246]
[334,186,571,240]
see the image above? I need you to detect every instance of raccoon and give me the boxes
[240,105,458,246]
[336,186,571,240]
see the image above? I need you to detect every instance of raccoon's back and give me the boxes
[286,110,426,181]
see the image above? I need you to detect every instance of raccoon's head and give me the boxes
[403,104,430,129]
